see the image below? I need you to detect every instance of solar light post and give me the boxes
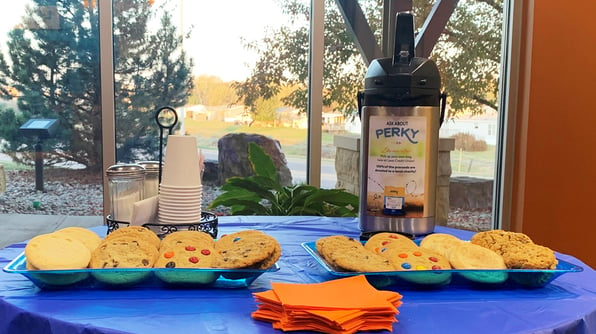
[18,118,59,192]
[34,138,43,191]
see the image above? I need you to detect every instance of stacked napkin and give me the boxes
[252,275,402,333]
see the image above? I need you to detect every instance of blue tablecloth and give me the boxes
[0,216,595,334]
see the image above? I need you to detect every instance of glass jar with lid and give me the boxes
[137,161,161,199]
[106,164,145,223]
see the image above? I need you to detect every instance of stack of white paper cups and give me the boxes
[158,135,202,224]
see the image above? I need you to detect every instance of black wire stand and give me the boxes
[106,212,218,239]
[105,106,217,239]
[155,106,178,183]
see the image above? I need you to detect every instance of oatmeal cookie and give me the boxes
[499,242,557,269]
[470,230,533,255]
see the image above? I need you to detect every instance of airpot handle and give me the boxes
[392,12,415,67]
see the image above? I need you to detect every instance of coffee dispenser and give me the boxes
[358,12,445,238]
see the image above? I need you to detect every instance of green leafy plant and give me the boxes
[208,143,359,217]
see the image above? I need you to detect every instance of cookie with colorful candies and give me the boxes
[364,232,418,255]
[381,247,453,285]
[382,247,452,271]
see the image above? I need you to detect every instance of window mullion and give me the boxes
[98,0,116,217]
[307,0,325,187]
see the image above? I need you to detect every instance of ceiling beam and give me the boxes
[334,0,383,66]
[415,0,459,57]
[335,0,458,63]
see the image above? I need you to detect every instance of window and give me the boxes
[111,0,312,190]
[0,1,103,217]
[0,0,514,233]
[333,0,507,231]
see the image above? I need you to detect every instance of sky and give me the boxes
[0,0,288,82]
[163,0,287,81]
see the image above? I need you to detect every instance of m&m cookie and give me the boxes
[154,243,221,284]
[155,243,221,268]
[382,247,452,285]
[383,248,451,271]
[364,232,418,254]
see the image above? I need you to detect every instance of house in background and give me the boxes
[275,107,346,131]
[182,103,348,132]
[322,111,346,132]
[439,111,498,145]
[184,104,208,121]
[183,104,247,123]
[275,107,304,128]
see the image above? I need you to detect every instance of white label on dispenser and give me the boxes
[366,115,426,217]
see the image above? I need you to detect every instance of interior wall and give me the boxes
[512,0,596,268]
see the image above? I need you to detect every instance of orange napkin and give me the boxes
[252,275,402,333]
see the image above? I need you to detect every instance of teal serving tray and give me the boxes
[3,252,279,290]
[301,241,583,288]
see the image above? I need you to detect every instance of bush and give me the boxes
[451,133,487,152]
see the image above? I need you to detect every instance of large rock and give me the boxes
[217,133,292,186]
[449,176,493,209]
[0,165,5,194]
[202,159,219,185]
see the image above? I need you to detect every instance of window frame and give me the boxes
[493,0,524,230]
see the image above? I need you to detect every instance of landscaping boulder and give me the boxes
[217,133,292,186]
[0,165,5,193]
[449,176,493,209]
[202,159,219,185]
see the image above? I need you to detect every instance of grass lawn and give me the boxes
[0,159,32,171]
[2,119,496,178]
[185,118,496,177]
[451,146,496,178]
[184,119,337,158]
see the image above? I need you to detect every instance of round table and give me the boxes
[1,216,595,334]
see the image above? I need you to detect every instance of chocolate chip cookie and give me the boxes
[90,236,158,269]
[213,230,279,269]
